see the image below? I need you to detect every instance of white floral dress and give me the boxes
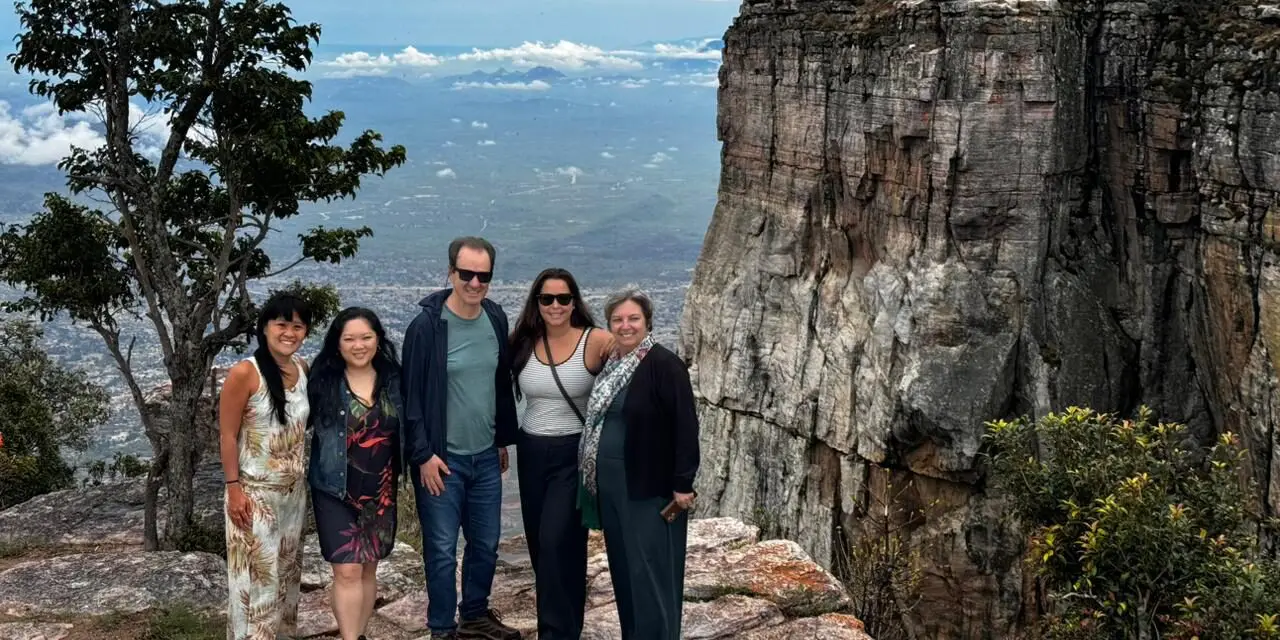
[224,355,309,640]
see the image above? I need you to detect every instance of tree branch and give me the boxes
[154,0,224,186]
[261,256,307,279]
[69,173,131,189]
[107,191,176,366]
[89,320,158,438]
[193,145,242,329]
[169,234,215,256]
[202,276,255,355]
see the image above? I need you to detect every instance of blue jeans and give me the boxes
[413,446,503,633]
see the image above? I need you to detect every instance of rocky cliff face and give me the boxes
[682,0,1280,636]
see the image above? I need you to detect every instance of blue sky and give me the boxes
[0,0,740,50]
[295,0,739,47]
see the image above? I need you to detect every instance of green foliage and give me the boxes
[139,606,224,640]
[83,452,150,486]
[0,320,110,509]
[273,279,341,332]
[0,0,404,547]
[986,406,1280,639]
[169,521,226,559]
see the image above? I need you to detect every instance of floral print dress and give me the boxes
[312,381,399,563]
[225,356,309,640]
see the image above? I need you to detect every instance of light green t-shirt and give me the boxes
[443,306,499,455]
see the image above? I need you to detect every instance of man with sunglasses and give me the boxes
[402,235,521,640]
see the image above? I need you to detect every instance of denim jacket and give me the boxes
[306,369,406,501]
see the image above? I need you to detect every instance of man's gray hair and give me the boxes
[603,286,654,331]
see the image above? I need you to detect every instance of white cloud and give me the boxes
[321,47,442,77]
[0,100,187,165]
[393,46,444,67]
[451,118,462,123]
[323,39,721,77]
[556,166,584,184]
[452,80,551,91]
[328,51,392,69]
[642,163,659,169]
[323,67,388,79]
[478,140,496,146]
[650,43,722,60]
[458,40,643,71]
[471,121,488,129]
[667,146,679,152]
[600,151,615,159]
[436,167,456,178]
[620,80,647,89]
[442,141,456,147]
[649,152,672,164]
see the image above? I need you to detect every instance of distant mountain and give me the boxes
[440,66,567,86]
[312,75,418,102]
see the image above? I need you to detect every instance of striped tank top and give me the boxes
[518,328,596,437]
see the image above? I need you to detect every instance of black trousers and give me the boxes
[517,430,589,640]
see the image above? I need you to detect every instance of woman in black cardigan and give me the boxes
[578,288,699,640]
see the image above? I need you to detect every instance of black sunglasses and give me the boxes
[538,293,574,306]
[454,268,493,284]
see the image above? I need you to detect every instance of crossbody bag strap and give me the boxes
[543,329,587,424]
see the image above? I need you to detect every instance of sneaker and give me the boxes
[457,608,521,639]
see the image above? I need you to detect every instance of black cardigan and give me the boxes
[617,343,700,499]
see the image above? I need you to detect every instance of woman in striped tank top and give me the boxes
[509,268,614,640]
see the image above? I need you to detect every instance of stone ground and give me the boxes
[0,474,872,639]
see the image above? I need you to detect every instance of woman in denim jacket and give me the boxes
[307,307,406,640]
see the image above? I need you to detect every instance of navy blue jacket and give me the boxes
[401,289,519,467]
[307,369,406,500]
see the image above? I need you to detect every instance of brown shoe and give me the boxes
[457,608,521,639]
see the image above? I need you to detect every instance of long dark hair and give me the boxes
[253,291,313,425]
[509,267,596,386]
[308,307,400,412]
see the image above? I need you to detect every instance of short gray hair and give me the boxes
[603,287,654,331]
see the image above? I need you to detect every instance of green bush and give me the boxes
[985,406,1280,639]
[83,452,149,486]
[0,320,110,509]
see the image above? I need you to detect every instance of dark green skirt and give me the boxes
[597,453,687,639]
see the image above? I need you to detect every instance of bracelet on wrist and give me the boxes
[225,479,239,485]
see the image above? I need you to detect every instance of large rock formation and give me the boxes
[681,0,1280,636]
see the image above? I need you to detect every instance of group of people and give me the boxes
[218,236,701,640]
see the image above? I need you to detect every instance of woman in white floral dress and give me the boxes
[218,292,314,640]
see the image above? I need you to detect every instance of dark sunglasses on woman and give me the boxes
[537,293,574,306]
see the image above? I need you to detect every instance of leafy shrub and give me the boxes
[985,406,1280,639]
[0,320,109,509]
[83,452,149,486]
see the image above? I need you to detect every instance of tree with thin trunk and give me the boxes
[0,0,406,550]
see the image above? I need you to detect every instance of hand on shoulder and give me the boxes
[589,328,616,359]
